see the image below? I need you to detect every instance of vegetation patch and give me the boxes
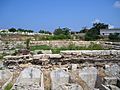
[0,54,3,60]
[30,43,104,54]
[4,83,13,90]
[38,35,71,40]
[30,45,51,51]
[108,33,120,41]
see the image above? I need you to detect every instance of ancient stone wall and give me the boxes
[30,40,120,49]
[30,40,101,47]
[3,50,120,67]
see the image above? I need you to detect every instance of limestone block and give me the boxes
[105,64,120,77]
[51,69,69,90]
[79,67,98,89]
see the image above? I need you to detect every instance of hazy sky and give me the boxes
[0,0,120,32]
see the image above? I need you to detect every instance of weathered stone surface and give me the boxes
[103,77,118,85]
[31,41,96,48]
[0,69,11,80]
[49,54,62,59]
[94,88,100,90]
[33,54,62,59]
[63,83,83,90]
[105,64,120,77]
[79,67,98,90]
[108,85,120,90]
[51,69,70,90]
[34,50,52,54]
[0,69,13,89]
[102,85,120,90]
[51,69,83,90]
[101,84,111,90]
[70,64,78,71]
[3,50,120,67]
[12,66,44,90]
[61,50,120,56]
[33,54,50,59]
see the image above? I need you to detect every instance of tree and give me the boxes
[54,27,63,35]
[39,30,51,34]
[93,23,108,30]
[108,33,120,41]
[17,28,25,32]
[62,27,71,35]
[85,28,100,41]
[17,28,34,33]
[27,30,34,33]
[54,27,70,35]
[85,22,108,41]
[8,28,16,32]
[80,27,89,33]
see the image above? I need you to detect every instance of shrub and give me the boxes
[30,45,51,51]
[51,48,61,54]
[85,29,100,41]
[38,35,71,40]
[108,33,120,41]
[87,42,103,50]
[54,27,70,35]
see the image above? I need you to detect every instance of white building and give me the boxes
[100,29,120,36]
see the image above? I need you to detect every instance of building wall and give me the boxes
[100,29,120,36]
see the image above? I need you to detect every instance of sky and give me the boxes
[0,0,120,32]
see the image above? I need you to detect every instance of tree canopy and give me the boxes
[85,22,108,41]
[17,28,33,33]
[80,27,89,33]
[8,28,17,32]
[108,33,120,41]
[39,30,51,34]
[54,27,71,35]
[8,28,34,33]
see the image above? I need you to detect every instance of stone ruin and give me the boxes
[11,66,44,90]
[3,50,120,67]
[79,67,98,90]
[0,69,12,89]
[50,64,120,90]
[105,64,120,77]
[102,64,120,89]
[1,50,120,90]
[50,68,83,90]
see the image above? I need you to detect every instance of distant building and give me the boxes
[100,29,120,36]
